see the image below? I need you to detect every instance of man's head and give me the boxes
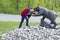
[30,8,34,13]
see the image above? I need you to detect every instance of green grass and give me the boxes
[57,12,60,17]
[0,21,19,34]
[57,23,60,25]
[0,21,60,34]
[0,21,39,34]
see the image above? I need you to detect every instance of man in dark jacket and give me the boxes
[19,8,34,28]
[34,6,57,29]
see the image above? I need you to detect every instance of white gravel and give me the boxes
[1,26,60,40]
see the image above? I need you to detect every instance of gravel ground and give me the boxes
[1,26,60,40]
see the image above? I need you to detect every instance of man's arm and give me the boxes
[26,11,32,18]
[32,11,43,16]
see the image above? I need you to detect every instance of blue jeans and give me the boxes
[19,16,29,28]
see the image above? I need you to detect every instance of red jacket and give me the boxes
[21,8,29,16]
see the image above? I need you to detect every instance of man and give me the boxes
[19,8,34,28]
[34,6,57,29]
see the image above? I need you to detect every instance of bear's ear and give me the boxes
[34,8,36,11]
[34,7,38,11]
[34,6,40,11]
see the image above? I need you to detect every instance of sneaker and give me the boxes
[26,26,30,27]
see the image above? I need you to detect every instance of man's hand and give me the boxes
[26,15,31,19]
[31,14,35,16]
[26,16,29,19]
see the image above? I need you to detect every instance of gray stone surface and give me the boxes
[1,26,60,40]
[0,14,60,23]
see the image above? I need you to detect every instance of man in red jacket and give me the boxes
[19,8,34,28]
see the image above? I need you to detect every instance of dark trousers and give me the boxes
[19,16,29,28]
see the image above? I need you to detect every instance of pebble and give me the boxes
[1,26,60,40]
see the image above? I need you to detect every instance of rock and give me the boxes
[1,26,60,40]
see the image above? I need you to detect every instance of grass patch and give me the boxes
[57,23,60,25]
[0,21,60,34]
[0,21,19,34]
[0,21,39,34]
[57,12,60,17]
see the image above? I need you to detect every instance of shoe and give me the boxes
[26,26,30,27]
[18,26,21,29]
